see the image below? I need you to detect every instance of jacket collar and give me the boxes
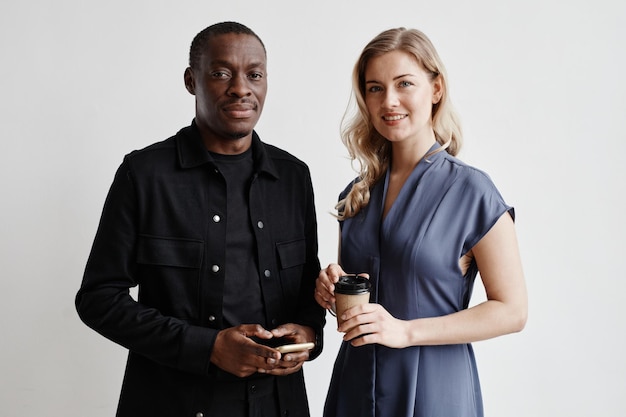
[176,120,279,179]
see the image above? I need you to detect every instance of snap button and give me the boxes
[212,265,220,273]
[208,315,216,322]
[257,221,264,229]
[212,214,220,223]
[264,269,271,278]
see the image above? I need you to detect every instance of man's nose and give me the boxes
[227,74,251,97]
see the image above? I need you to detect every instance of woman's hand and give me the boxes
[314,263,346,311]
[339,303,410,349]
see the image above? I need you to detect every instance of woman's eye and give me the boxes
[399,80,413,88]
[367,86,382,93]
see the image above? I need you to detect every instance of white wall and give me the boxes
[1,0,624,415]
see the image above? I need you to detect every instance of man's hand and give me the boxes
[261,324,316,376]
[210,324,280,377]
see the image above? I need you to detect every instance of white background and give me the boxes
[1,1,624,416]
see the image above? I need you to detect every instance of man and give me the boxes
[76,21,325,417]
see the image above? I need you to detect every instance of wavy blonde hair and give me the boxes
[336,28,463,220]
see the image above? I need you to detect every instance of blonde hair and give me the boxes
[336,28,463,220]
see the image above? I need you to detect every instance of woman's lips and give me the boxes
[382,114,407,121]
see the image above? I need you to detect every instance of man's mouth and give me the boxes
[223,102,256,118]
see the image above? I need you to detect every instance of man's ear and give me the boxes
[184,67,195,95]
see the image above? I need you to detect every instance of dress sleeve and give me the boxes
[455,168,514,255]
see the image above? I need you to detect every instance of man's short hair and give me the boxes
[188,21,266,70]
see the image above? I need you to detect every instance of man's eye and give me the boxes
[212,71,229,79]
[249,72,264,80]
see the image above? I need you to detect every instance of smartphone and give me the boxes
[275,342,315,354]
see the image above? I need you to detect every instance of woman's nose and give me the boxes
[382,89,400,108]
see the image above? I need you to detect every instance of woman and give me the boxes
[315,27,527,417]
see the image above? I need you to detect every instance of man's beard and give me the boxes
[225,130,251,140]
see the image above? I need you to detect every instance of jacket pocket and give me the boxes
[276,238,306,269]
[276,238,307,302]
[137,235,204,268]
[136,235,204,319]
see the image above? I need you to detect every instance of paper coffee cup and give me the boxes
[334,275,371,326]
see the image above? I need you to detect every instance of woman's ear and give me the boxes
[184,67,195,95]
[432,75,443,104]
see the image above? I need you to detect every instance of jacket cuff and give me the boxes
[176,325,218,375]
[297,320,324,361]
[309,329,323,361]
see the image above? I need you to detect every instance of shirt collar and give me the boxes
[176,120,279,179]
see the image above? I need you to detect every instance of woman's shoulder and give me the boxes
[438,152,513,218]
[438,153,500,193]
[338,176,361,200]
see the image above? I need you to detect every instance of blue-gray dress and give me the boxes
[324,145,513,417]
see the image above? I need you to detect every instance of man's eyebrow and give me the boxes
[207,59,266,69]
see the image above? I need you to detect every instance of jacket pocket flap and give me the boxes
[276,239,306,269]
[137,235,204,268]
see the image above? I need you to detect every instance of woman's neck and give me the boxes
[390,134,436,174]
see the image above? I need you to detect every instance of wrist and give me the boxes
[308,330,323,360]
[405,318,423,347]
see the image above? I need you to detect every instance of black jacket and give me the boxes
[76,122,325,416]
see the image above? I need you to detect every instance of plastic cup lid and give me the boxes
[335,275,371,295]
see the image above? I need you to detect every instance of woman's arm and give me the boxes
[342,212,528,347]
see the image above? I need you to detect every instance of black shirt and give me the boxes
[210,148,265,327]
